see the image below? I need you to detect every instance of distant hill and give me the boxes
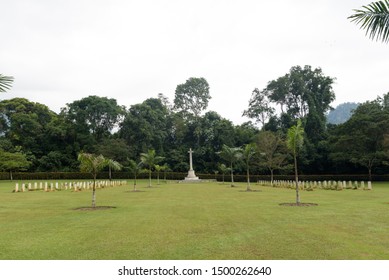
[327,102,359,125]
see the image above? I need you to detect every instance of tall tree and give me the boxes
[243,88,274,129]
[329,96,389,180]
[0,74,14,93]
[349,0,389,43]
[173,77,211,118]
[77,153,109,208]
[63,95,124,142]
[127,159,142,191]
[0,98,56,158]
[140,149,164,187]
[174,77,211,147]
[286,120,304,204]
[256,130,288,186]
[242,143,256,191]
[218,144,242,187]
[218,163,230,184]
[119,98,170,157]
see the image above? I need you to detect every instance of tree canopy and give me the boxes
[173,77,211,118]
[0,68,388,180]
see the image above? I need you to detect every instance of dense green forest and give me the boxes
[1,65,389,178]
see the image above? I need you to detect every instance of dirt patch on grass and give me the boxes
[73,206,116,211]
[279,203,318,207]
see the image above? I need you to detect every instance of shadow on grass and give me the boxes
[279,203,318,207]
[238,189,262,192]
[73,206,117,211]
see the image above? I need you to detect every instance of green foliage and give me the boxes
[78,152,112,207]
[287,119,305,204]
[63,95,124,141]
[218,144,243,186]
[0,74,14,93]
[243,88,274,128]
[0,98,56,156]
[95,138,131,164]
[119,98,170,157]
[349,0,389,43]
[173,77,211,118]
[140,149,164,187]
[78,153,108,177]
[329,95,389,179]
[242,143,256,190]
[0,150,31,180]
[287,120,304,157]
[256,130,288,184]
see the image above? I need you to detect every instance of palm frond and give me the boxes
[349,0,389,43]
[0,74,14,92]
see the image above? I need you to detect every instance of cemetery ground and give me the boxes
[1,179,389,260]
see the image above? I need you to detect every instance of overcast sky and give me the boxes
[1,0,388,124]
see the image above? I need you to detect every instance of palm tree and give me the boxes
[107,159,122,181]
[286,120,304,205]
[127,159,142,191]
[242,143,256,191]
[349,1,389,43]
[218,145,242,187]
[140,149,164,187]
[218,163,230,184]
[78,153,109,208]
[154,164,163,185]
[0,74,14,92]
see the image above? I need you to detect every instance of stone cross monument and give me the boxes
[185,148,199,181]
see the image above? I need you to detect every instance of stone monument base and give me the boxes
[185,170,199,180]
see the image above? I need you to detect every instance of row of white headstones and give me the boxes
[258,180,373,190]
[13,180,128,192]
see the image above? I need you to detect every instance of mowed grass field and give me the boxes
[1,179,389,260]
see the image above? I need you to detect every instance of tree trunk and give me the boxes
[148,169,152,187]
[294,154,300,205]
[9,170,13,181]
[134,174,137,191]
[368,165,372,182]
[92,175,97,208]
[246,167,251,191]
[109,166,112,181]
[270,169,274,187]
[230,163,234,187]
[157,172,160,185]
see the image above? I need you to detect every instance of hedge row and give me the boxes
[1,172,388,182]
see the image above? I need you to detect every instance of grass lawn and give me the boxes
[0,179,389,260]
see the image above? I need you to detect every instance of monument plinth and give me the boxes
[184,148,200,182]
